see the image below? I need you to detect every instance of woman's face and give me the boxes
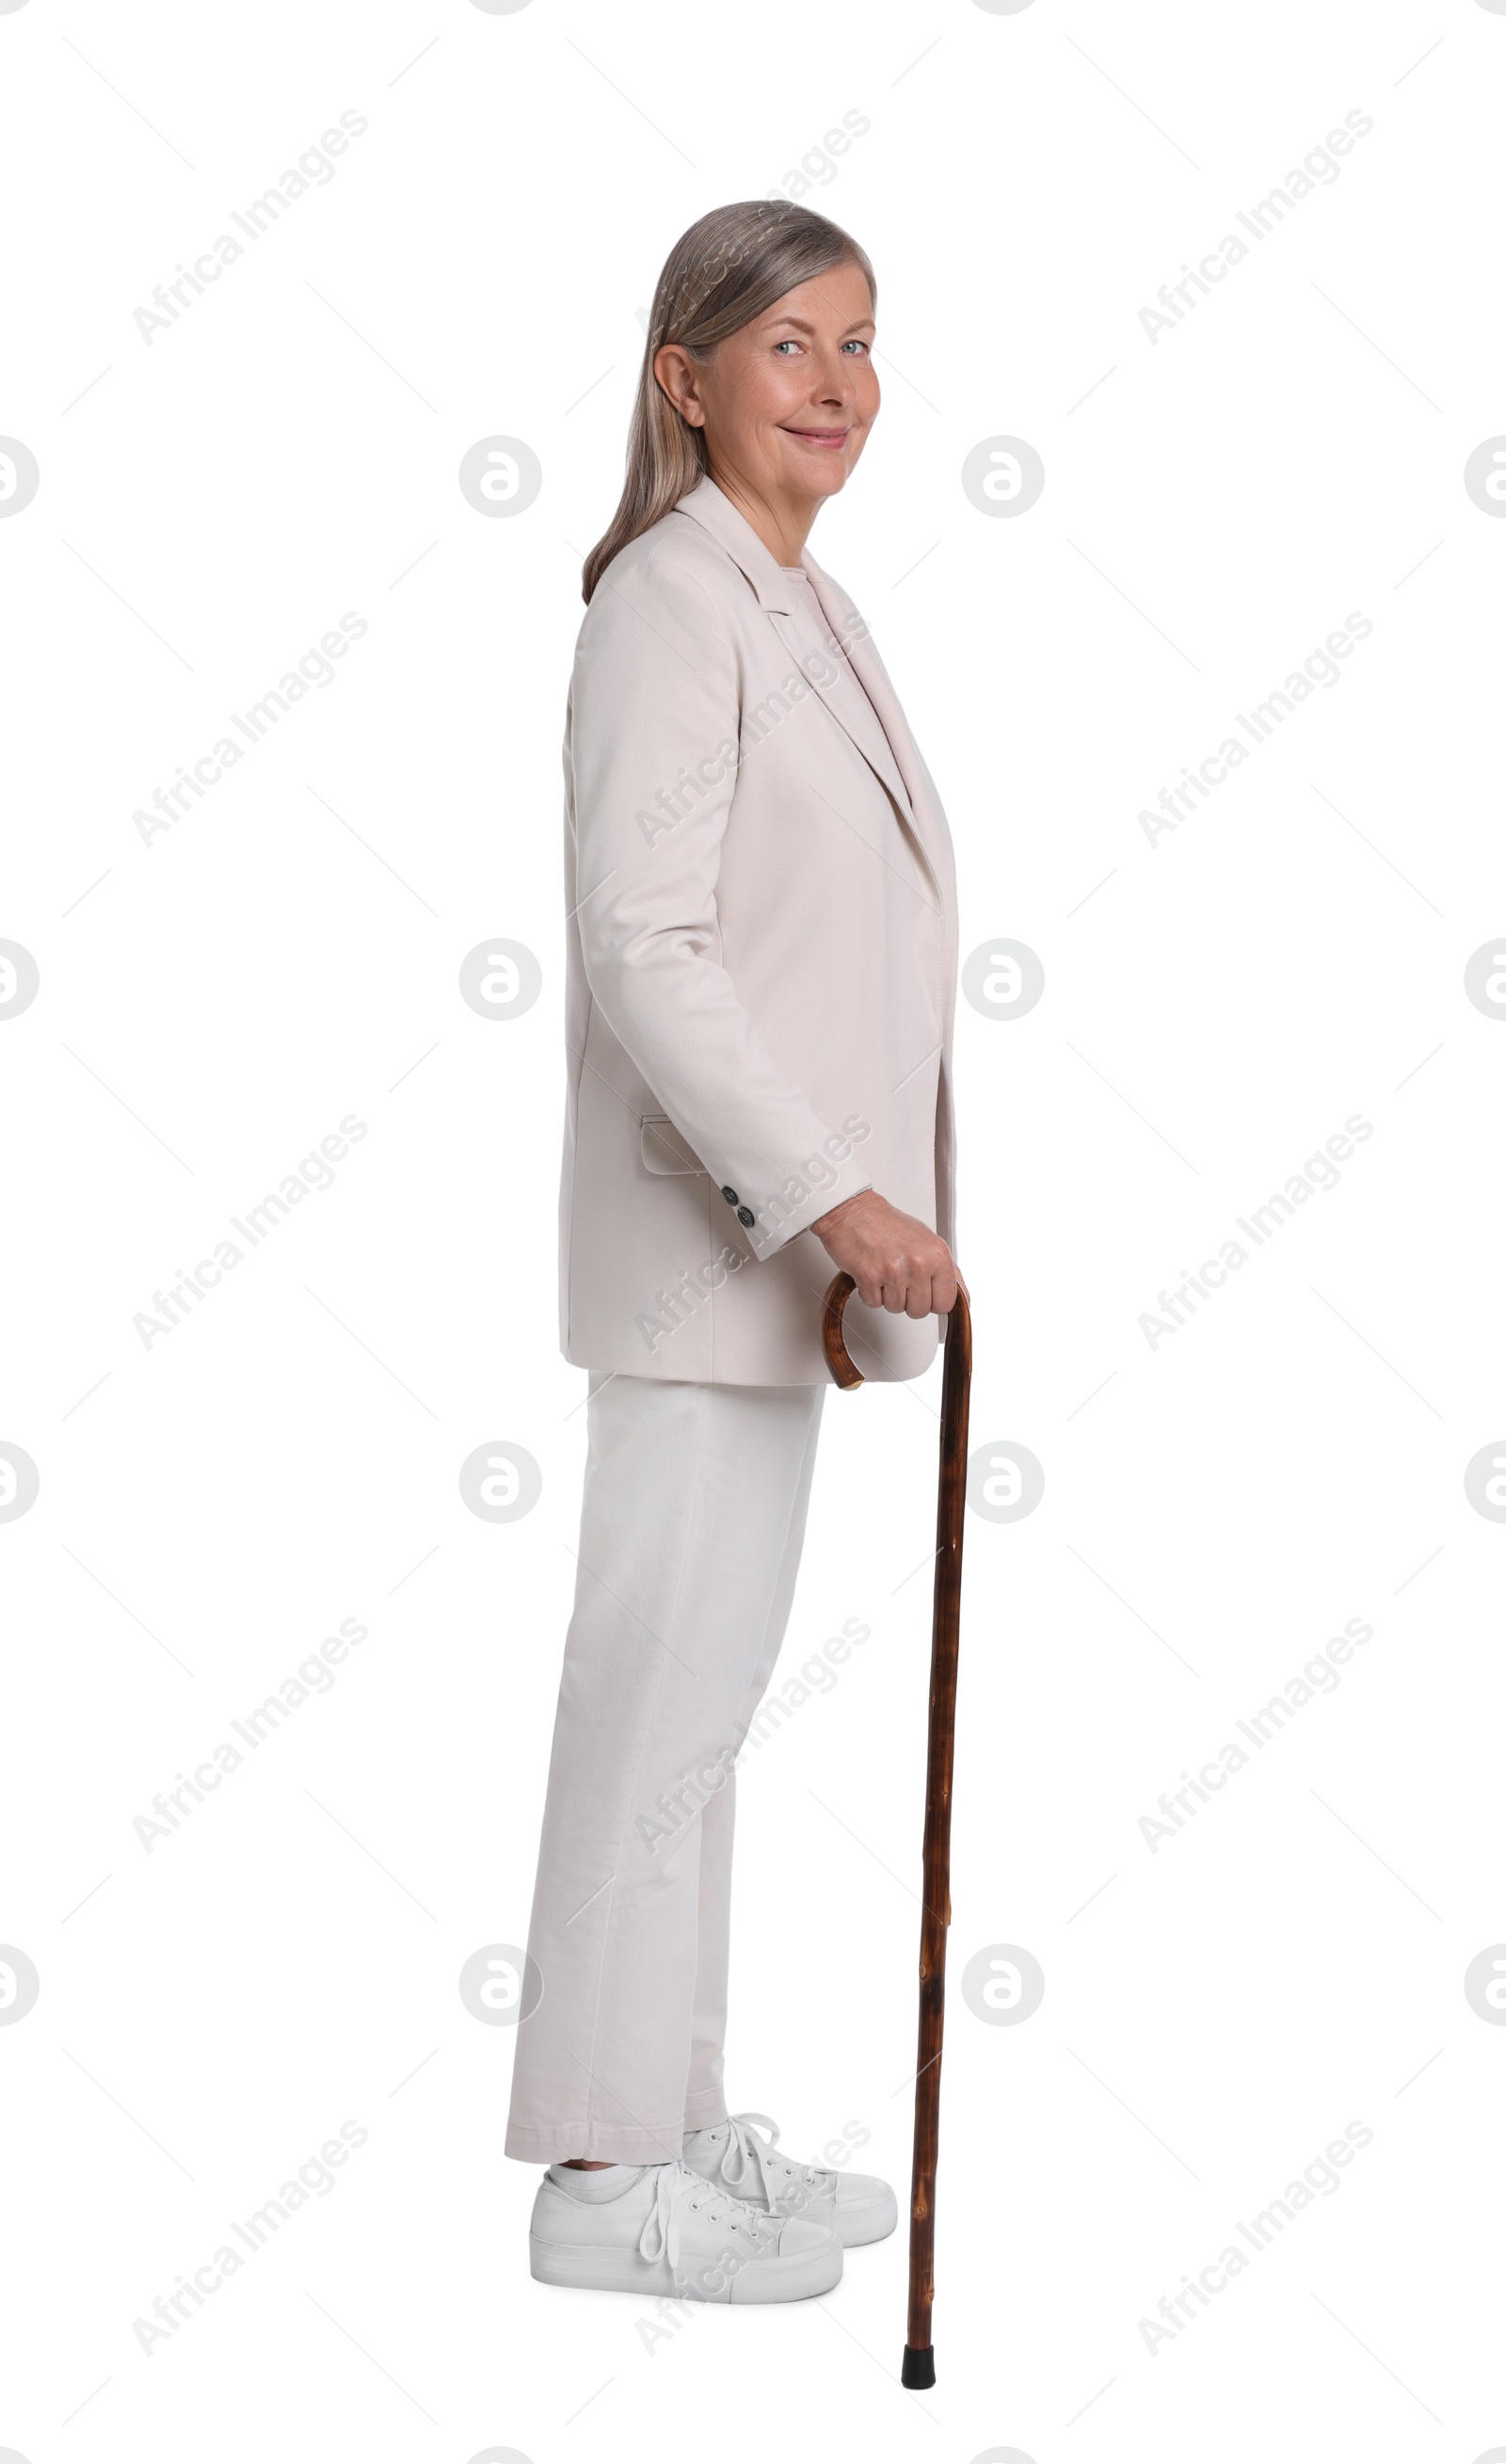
[655,258,879,508]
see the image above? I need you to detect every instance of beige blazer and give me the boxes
[558,473,958,1385]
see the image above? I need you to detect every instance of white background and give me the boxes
[3,2,1504,2458]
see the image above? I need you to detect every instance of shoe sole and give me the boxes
[529,2232,841,2303]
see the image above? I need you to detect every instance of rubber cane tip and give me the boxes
[901,2343,936,2390]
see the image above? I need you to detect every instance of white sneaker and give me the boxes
[681,2112,898,2248]
[528,2157,841,2302]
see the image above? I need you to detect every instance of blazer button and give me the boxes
[736,1206,755,1228]
[720,1185,738,1205]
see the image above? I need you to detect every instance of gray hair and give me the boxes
[581,200,875,604]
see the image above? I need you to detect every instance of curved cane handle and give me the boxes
[822,1270,972,1393]
[818,1271,867,1389]
[821,1271,864,1390]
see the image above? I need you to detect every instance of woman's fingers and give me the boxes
[814,1190,958,1317]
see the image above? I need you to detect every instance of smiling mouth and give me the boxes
[781,427,851,446]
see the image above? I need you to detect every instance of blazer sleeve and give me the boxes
[569,543,873,1261]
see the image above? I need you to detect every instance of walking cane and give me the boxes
[820,1268,972,2391]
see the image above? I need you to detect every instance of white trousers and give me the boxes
[505,1373,825,2163]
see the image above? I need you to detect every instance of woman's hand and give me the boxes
[811,1189,958,1319]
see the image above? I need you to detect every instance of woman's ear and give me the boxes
[652,344,704,427]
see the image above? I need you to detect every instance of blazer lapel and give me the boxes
[673,475,943,904]
[795,557,947,905]
[672,472,799,611]
[769,595,920,823]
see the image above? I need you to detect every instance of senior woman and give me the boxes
[509,200,962,2305]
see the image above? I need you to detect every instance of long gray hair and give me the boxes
[581,200,876,604]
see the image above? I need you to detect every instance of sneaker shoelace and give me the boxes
[636,2159,779,2274]
[713,2112,827,2211]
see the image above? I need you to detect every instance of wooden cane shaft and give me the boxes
[906,1286,971,2364]
[817,1268,972,2375]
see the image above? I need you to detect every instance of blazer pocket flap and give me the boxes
[640,1114,706,1176]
